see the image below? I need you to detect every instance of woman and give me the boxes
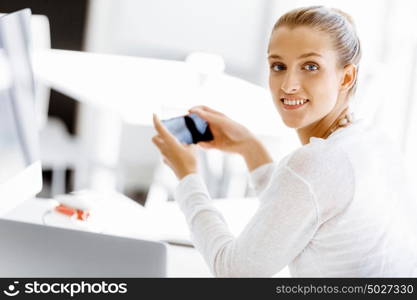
[152,6,417,277]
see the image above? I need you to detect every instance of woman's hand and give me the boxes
[190,106,273,171]
[189,105,255,155]
[152,114,197,180]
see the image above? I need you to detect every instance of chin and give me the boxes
[281,117,305,129]
[275,106,305,129]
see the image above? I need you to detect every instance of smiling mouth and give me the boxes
[280,98,309,110]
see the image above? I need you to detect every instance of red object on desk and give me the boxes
[55,204,90,221]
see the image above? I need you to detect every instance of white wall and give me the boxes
[85,0,274,85]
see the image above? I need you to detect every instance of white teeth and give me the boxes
[282,99,308,105]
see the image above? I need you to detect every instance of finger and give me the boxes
[184,143,197,152]
[153,113,177,143]
[198,141,213,149]
[152,136,167,155]
[188,107,221,123]
[189,105,205,113]
[162,157,169,166]
[152,135,164,147]
[190,105,224,116]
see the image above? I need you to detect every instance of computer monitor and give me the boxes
[0,9,42,215]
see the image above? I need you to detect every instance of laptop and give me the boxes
[0,9,167,277]
[0,218,167,277]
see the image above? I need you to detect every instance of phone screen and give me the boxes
[162,113,213,144]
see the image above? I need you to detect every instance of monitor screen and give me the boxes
[0,92,27,184]
[0,8,36,182]
[0,9,42,214]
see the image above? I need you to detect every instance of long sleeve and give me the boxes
[173,122,417,277]
[174,165,320,277]
[248,162,276,195]
[248,153,292,196]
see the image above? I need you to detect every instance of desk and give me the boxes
[3,195,289,277]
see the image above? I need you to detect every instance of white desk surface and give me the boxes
[3,195,289,277]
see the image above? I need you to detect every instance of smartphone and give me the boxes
[162,113,213,144]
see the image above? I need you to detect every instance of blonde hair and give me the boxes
[271,6,361,96]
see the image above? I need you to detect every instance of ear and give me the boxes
[340,64,357,92]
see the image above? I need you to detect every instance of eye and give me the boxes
[303,63,319,71]
[270,63,286,71]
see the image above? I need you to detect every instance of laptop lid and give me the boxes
[0,218,167,277]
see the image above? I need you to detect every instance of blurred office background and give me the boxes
[1,0,416,205]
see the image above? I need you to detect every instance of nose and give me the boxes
[280,70,300,94]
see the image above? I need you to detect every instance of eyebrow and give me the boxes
[267,52,323,60]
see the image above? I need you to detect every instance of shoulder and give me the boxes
[284,139,355,223]
[286,139,351,176]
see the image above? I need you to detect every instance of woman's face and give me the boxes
[268,26,345,129]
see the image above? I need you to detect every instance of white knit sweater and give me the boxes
[174,119,417,277]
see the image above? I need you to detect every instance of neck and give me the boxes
[297,102,350,145]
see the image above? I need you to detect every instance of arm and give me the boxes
[248,161,276,195]
[239,136,273,172]
[152,108,318,276]
[175,165,319,277]
[240,136,275,195]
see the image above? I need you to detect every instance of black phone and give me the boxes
[162,113,213,144]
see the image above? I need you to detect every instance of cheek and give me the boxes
[268,75,282,102]
[307,73,339,106]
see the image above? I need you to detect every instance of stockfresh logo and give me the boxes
[3,281,20,297]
